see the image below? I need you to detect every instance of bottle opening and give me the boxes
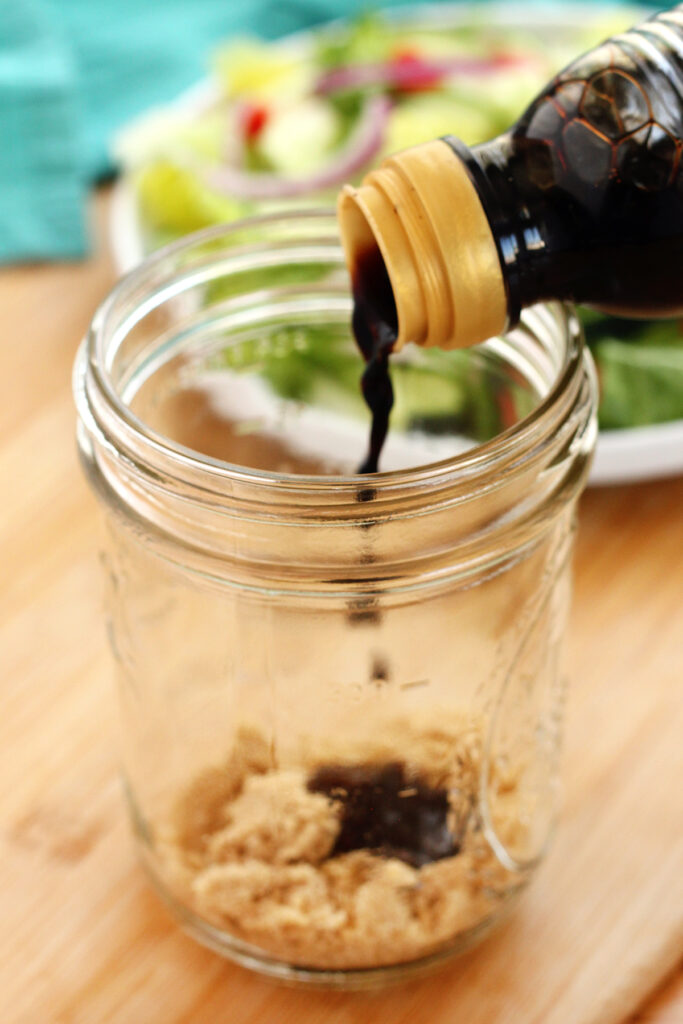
[337,191,382,300]
[338,180,427,351]
[338,141,509,351]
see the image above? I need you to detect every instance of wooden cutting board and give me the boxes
[1,193,681,1024]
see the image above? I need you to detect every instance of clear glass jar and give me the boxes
[74,211,596,986]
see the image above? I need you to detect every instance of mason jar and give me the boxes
[74,210,596,986]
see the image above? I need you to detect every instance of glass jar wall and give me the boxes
[74,211,596,985]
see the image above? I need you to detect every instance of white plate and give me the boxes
[108,2,683,487]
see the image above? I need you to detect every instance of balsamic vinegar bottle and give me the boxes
[338,4,683,352]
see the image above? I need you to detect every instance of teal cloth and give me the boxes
[0,2,87,260]
[2,0,424,263]
[0,0,658,263]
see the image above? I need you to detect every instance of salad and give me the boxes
[115,8,683,432]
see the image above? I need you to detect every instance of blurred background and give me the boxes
[2,0,682,466]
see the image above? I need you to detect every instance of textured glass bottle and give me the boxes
[340,5,683,351]
[74,212,596,985]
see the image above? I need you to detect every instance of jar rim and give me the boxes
[75,209,590,513]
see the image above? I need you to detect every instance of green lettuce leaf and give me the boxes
[594,338,683,429]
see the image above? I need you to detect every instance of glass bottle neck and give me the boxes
[444,134,561,329]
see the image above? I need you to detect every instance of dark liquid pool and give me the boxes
[308,760,460,868]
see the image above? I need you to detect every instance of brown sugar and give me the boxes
[161,716,526,970]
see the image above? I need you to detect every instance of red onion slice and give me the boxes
[315,53,529,95]
[207,94,391,200]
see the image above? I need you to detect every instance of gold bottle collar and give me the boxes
[338,139,508,351]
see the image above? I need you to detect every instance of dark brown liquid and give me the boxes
[351,246,398,474]
[308,761,460,868]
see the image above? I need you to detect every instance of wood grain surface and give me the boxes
[1,193,681,1024]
